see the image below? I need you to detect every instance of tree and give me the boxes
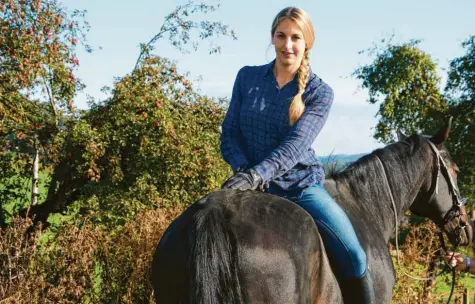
[0,0,90,216]
[444,36,475,204]
[353,35,475,205]
[134,0,237,71]
[21,0,237,226]
[24,55,229,228]
[0,0,90,128]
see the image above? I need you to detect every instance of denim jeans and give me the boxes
[267,183,367,279]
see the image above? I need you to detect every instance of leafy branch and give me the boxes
[133,0,237,71]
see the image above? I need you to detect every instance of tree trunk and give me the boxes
[31,140,39,206]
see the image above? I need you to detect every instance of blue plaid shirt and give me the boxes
[220,60,334,191]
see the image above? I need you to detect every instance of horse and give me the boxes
[151,118,472,304]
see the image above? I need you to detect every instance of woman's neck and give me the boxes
[273,61,299,88]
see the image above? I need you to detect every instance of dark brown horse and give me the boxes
[151,119,472,303]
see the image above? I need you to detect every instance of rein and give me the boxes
[374,139,467,304]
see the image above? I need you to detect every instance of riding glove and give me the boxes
[221,168,263,191]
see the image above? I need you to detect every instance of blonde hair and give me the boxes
[271,7,315,125]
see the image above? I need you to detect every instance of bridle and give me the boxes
[425,139,468,243]
[375,138,469,304]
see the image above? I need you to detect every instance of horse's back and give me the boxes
[152,189,341,304]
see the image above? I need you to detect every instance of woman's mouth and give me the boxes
[282,51,293,58]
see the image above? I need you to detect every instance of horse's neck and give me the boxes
[332,147,431,243]
[374,154,430,242]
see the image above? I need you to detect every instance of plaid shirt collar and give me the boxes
[263,59,276,78]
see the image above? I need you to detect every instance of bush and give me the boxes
[0,204,183,303]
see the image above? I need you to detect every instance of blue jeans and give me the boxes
[267,183,367,279]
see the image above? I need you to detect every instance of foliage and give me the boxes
[0,157,50,225]
[96,205,183,303]
[353,35,475,206]
[0,205,183,303]
[40,54,230,229]
[0,0,91,217]
[134,0,237,70]
[353,38,446,143]
[0,0,237,228]
[0,0,90,132]
[390,221,474,304]
[444,36,475,206]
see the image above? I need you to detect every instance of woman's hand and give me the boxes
[221,169,263,191]
[444,252,470,272]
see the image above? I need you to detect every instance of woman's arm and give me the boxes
[253,82,334,183]
[220,67,249,173]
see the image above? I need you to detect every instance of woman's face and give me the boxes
[272,18,306,68]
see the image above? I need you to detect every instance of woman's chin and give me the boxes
[277,57,296,66]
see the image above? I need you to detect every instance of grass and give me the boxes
[391,255,475,302]
[435,271,475,297]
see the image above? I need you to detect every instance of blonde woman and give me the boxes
[220,7,375,303]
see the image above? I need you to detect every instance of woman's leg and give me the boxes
[295,183,366,279]
[269,183,375,303]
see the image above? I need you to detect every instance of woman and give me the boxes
[220,7,376,303]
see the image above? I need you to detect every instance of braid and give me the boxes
[289,50,310,125]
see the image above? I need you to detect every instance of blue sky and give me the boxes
[62,0,474,155]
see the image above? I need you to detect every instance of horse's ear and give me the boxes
[397,129,408,141]
[430,116,453,145]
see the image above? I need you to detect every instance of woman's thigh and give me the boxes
[295,183,366,278]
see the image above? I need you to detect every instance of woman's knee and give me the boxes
[301,184,367,276]
[348,245,367,277]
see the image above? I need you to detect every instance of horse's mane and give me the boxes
[326,135,432,209]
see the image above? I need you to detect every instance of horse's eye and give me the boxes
[449,167,458,179]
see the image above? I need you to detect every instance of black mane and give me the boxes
[327,135,432,214]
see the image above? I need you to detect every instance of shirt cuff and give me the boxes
[253,162,276,184]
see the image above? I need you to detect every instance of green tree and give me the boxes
[353,35,475,205]
[6,1,235,226]
[0,0,90,131]
[444,36,475,204]
[26,54,229,228]
[0,0,90,223]
[134,0,237,70]
[24,0,237,226]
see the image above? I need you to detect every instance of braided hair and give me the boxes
[271,7,315,125]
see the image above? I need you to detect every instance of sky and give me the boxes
[61,0,474,155]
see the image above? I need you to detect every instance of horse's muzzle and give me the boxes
[464,219,474,246]
[443,216,473,247]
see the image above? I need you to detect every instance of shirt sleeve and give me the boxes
[253,82,334,183]
[220,67,249,173]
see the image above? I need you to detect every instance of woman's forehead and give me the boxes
[275,19,302,35]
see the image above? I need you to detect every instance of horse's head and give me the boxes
[403,118,472,247]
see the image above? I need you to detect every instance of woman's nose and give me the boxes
[285,38,293,49]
